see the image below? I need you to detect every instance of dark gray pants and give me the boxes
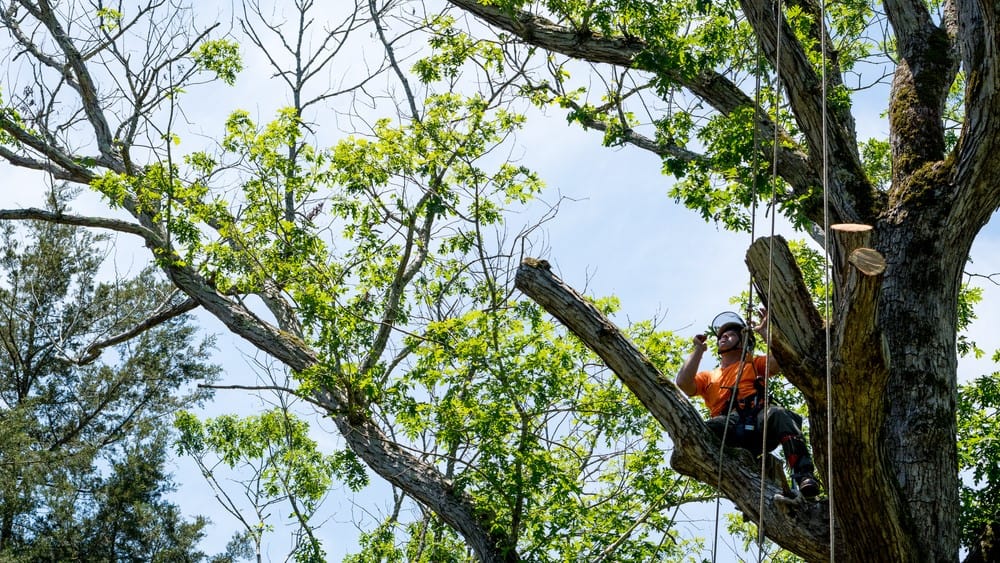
[706,405,813,475]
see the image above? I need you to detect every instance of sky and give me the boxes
[2,1,1000,561]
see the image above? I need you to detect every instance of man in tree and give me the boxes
[676,310,820,499]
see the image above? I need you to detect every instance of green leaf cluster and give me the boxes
[174,407,355,562]
[193,39,243,86]
[379,300,699,561]
[957,356,1000,550]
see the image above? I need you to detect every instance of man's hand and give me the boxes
[693,333,708,353]
[753,307,782,375]
[677,334,708,396]
[754,307,769,337]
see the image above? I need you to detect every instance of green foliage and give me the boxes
[21,437,213,562]
[193,39,243,86]
[0,187,219,561]
[95,7,123,32]
[381,300,698,561]
[413,16,506,84]
[175,407,353,562]
[957,284,984,358]
[957,357,1000,550]
[724,512,806,563]
[107,6,720,555]
[860,138,892,191]
[344,520,407,563]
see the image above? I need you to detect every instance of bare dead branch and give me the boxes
[75,294,199,364]
[0,207,159,240]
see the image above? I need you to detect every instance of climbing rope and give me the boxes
[819,0,836,558]
[711,0,840,560]
[709,14,772,561]
[751,0,786,554]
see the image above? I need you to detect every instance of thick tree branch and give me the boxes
[738,0,878,225]
[0,113,99,184]
[514,257,828,561]
[0,146,84,182]
[445,0,818,209]
[884,0,939,45]
[29,0,117,160]
[0,207,157,239]
[883,0,959,184]
[745,236,826,398]
[133,216,517,562]
[329,409,520,562]
[748,233,915,561]
[951,0,1000,231]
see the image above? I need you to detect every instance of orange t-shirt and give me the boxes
[694,356,771,417]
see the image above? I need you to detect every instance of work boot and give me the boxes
[779,434,819,498]
[793,471,820,499]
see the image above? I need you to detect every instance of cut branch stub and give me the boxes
[746,236,826,398]
[830,223,879,287]
[848,247,887,276]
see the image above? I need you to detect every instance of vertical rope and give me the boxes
[709,14,770,559]
[711,4,788,558]
[711,352,752,563]
[819,0,836,559]
[754,0,785,555]
[710,17,768,563]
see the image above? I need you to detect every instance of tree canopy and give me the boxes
[1,0,1000,561]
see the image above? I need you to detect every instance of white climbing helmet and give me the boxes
[711,311,754,353]
[711,311,747,338]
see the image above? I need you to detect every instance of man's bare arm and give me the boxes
[676,334,707,396]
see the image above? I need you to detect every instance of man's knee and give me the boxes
[765,406,804,436]
[705,415,729,437]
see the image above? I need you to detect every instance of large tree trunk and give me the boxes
[752,219,966,561]
[449,0,1000,557]
[516,215,969,561]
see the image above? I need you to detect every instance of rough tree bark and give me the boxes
[3,0,1000,560]
[451,0,1000,559]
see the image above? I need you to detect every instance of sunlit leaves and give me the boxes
[414,16,506,83]
[390,299,694,561]
[193,39,243,86]
[957,363,1000,549]
[174,408,361,562]
[957,284,984,359]
[860,138,891,191]
[95,7,123,32]
[175,409,360,498]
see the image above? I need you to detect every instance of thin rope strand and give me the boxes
[755,0,785,554]
[750,29,767,562]
[711,353,752,563]
[819,0,836,559]
[710,19,769,563]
